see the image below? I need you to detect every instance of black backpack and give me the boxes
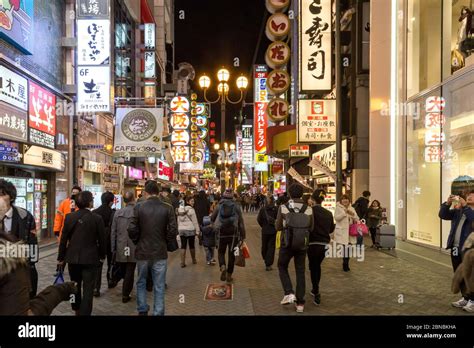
[219,200,237,227]
[282,204,311,251]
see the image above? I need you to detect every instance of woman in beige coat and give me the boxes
[334,194,360,272]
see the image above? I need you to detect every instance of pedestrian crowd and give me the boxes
[1,177,473,315]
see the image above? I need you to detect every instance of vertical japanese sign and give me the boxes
[144,23,156,79]
[170,96,191,163]
[28,81,56,149]
[424,96,445,163]
[236,129,243,163]
[242,125,253,166]
[76,0,111,113]
[299,0,332,92]
[254,65,268,172]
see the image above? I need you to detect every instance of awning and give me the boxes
[266,125,296,155]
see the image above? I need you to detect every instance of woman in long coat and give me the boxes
[334,194,359,272]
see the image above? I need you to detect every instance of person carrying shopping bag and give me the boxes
[334,195,360,272]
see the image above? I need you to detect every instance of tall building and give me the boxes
[0,0,71,243]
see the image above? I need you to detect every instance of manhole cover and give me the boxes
[204,284,233,301]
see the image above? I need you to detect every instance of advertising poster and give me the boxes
[0,0,34,54]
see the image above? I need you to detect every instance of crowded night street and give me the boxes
[1,0,474,346]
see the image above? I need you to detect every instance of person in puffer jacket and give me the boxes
[177,195,201,267]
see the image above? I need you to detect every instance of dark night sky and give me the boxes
[174,0,269,143]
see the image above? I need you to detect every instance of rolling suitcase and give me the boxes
[375,224,396,250]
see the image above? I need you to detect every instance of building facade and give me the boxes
[370,0,474,250]
[0,0,72,243]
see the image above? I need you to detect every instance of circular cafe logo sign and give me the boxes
[122,109,157,142]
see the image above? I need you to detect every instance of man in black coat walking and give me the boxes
[58,191,106,315]
[194,190,210,226]
[128,181,178,316]
[92,191,115,296]
[257,195,278,271]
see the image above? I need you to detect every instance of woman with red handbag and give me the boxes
[334,195,360,272]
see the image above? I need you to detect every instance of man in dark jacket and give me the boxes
[257,195,278,271]
[92,191,115,296]
[211,189,246,284]
[308,189,335,306]
[110,191,137,303]
[0,179,38,298]
[128,180,178,316]
[194,190,210,225]
[439,191,474,309]
[58,191,106,315]
[352,191,371,220]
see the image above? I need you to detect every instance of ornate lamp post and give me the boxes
[198,69,248,144]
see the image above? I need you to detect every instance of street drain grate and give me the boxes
[204,283,233,301]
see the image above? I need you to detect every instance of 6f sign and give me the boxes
[77,66,111,113]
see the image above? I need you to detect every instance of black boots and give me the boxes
[343,257,350,272]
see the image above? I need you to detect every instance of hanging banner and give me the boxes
[114,108,164,157]
[0,65,28,111]
[299,0,332,92]
[77,19,111,65]
[298,99,336,143]
[77,66,111,112]
[0,101,27,142]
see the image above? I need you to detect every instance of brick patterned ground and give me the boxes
[36,212,471,316]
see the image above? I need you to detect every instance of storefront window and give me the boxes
[441,74,474,247]
[407,0,442,98]
[406,90,442,247]
[444,1,474,77]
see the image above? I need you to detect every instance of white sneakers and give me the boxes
[451,297,468,308]
[463,300,474,313]
[451,297,474,312]
[280,294,296,305]
[280,294,304,312]
[295,304,304,313]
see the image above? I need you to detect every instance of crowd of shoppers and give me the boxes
[2,175,473,317]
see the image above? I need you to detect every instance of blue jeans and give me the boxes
[136,259,167,316]
[205,247,214,262]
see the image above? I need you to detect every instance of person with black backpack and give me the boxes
[257,195,278,271]
[211,189,246,284]
[275,184,313,313]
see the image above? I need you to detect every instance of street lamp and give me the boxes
[198,68,248,144]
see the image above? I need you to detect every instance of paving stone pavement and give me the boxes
[37,212,471,316]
